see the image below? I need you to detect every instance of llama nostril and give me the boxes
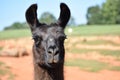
[47,48,59,55]
[54,50,59,55]
[48,49,53,54]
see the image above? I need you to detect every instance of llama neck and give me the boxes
[34,63,64,80]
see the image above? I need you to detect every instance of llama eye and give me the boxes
[32,36,42,47]
[59,36,67,41]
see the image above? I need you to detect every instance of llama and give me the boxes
[25,3,70,80]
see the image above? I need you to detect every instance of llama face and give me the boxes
[32,24,66,67]
[26,3,70,68]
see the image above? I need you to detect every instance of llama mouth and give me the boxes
[38,61,59,69]
[49,63,58,67]
[46,62,59,68]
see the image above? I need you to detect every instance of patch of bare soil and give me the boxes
[0,56,120,80]
[0,38,33,57]
[65,52,120,66]
[0,56,33,80]
[75,44,120,50]
[65,67,120,80]
[0,36,120,80]
[67,36,120,44]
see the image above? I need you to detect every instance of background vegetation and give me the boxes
[2,0,120,30]
[0,25,120,40]
[87,0,120,24]
[0,0,120,75]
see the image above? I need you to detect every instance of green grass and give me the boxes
[109,66,120,71]
[0,25,120,73]
[65,59,109,72]
[0,62,4,66]
[0,29,31,40]
[7,73,15,80]
[0,68,8,75]
[65,59,120,72]
[0,25,120,40]
[66,25,120,36]
[100,50,120,57]
[0,47,3,51]
[0,62,8,75]
[67,48,120,57]
[0,62,15,80]
[80,40,120,46]
[67,48,92,54]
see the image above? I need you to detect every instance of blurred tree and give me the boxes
[87,0,120,24]
[102,0,120,24]
[4,22,29,30]
[86,5,104,24]
[39,12,56,24]
[68,16,76,26]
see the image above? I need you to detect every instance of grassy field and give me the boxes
[0,25,120,40]
[65,59,109,72]
[0,29,31,40]
[65,58,120,72]
[0,62,15,80]
[66,25,120,36]
[0,25,120,72]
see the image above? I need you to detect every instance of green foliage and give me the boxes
[87,0,120,24]
[39,12,56,24]
[102,0,120,24]
[87,6,104,24]
[4,22,29,30]
[4,12,76,31]
[39,12,76,26]
[68,16,76,26]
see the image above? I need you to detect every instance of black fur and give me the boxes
[25,3,70,80]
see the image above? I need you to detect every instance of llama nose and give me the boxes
[48,46,59,55]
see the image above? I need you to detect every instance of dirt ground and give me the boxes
[0,36,120,80]
[0,56,120,80]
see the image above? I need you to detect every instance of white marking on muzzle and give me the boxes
[49,38,53,42]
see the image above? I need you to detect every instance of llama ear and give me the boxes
[25,4,40,31]
[57,3,71,29]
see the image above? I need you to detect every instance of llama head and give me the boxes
[25,3,70,68]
